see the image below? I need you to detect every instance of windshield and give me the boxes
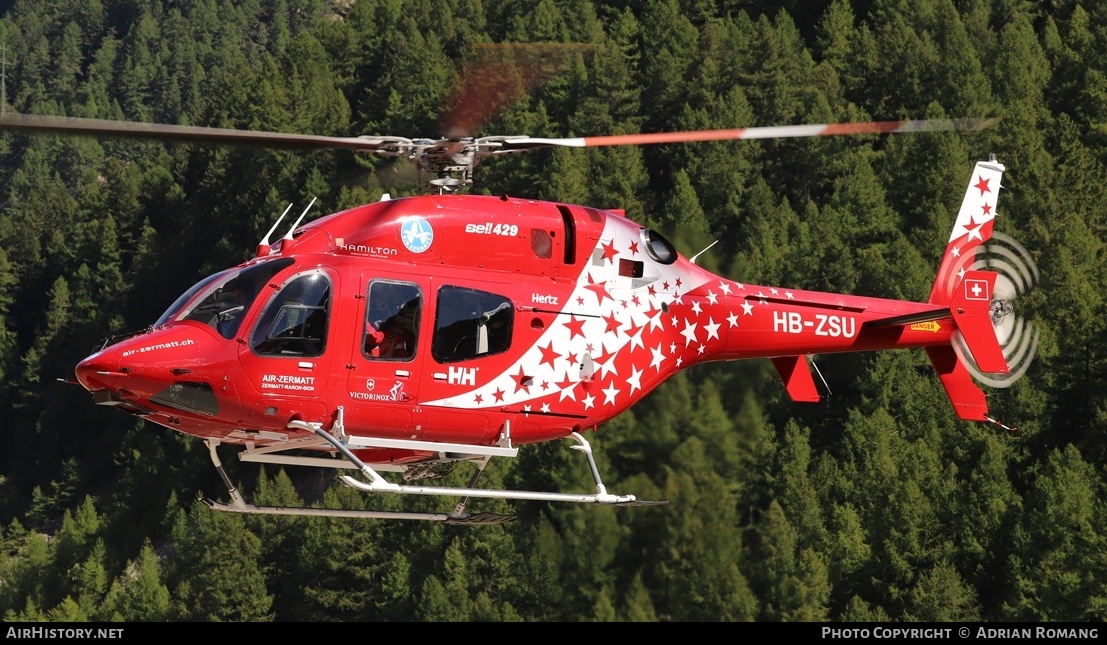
[154,272,228,328]
[154,258,294,338]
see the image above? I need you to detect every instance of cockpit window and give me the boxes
[433,286,513,363]
[154,272,226,328]
[161,258,294,338]
[250,271,331,357]
[364,281,422,361]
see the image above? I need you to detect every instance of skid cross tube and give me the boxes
[201,411,665,523]
[201,437,516,524]
[294,419,662,506]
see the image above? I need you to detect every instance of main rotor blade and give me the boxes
[0,113,408,152]
[438,42,598,139]
[490,117,1000,152]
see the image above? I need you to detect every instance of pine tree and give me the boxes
[750,499,829,621]
[1006,445,1107,621]
[45,596,88,621]
[770,420,827,549]
[415,543,472,621]
[97,541,172,622]
[905,559,981,621]
[609,568,653,621]
[73,540,109,619]
[1039,211,1105,447]
[647,437,757,621]
[166,501,274,621]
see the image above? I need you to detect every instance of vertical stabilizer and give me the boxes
[928,157,1005,305]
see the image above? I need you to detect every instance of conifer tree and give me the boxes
[98,541,172,622]
[166,501,274,621]
[1006,445,1107,621]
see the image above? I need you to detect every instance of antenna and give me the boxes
[256,202,294,257]
[283,197,317,241]
[689,240,718,265]
[809,357,832,396]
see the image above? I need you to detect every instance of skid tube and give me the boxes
[202,415,665,524]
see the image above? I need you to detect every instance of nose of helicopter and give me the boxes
[73,327,217,404]
[74,347,124,392]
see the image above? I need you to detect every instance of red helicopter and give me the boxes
[1,112,1029,524]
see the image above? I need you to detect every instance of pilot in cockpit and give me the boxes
[215,277,252,337]
[365,297,418,359]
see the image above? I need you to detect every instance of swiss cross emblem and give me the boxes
[965,279,989,301]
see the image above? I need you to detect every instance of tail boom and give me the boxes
[689,157,1013,422]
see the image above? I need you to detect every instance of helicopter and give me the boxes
[0,111,1029,525]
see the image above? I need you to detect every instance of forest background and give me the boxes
[0,0,1105,623]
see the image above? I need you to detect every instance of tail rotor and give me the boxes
[952,231,1040,388]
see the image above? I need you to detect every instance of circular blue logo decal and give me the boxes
[401,217,433,253]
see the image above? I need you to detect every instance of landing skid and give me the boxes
[202,409,665,524]
[202,499,516,525]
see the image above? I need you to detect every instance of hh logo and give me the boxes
[965,279,990,301]
[448,366,477,386]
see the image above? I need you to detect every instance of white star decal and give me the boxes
[598,353,618,379]
[736,282,745,290]
[582,393,595,410]
[691,299,702,315]
[718,281,732,295]
[952,246,960,257]
[742,301,755,316]
[558,382,577,402]
[629,327,646,351]
[786,291,795,300]
[704,317,720,341]
[697,343,705,354]
[770,287,779,295]
[627,365,644,394]
[727,311,739,327]
[650,343,666,372]
[541,403,550,413]
[681,319,698,346]
[602,382,620,405]
[706,290,718,305]
[957,266,966,280]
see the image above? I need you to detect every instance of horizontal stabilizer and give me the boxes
[771,355,821,403]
